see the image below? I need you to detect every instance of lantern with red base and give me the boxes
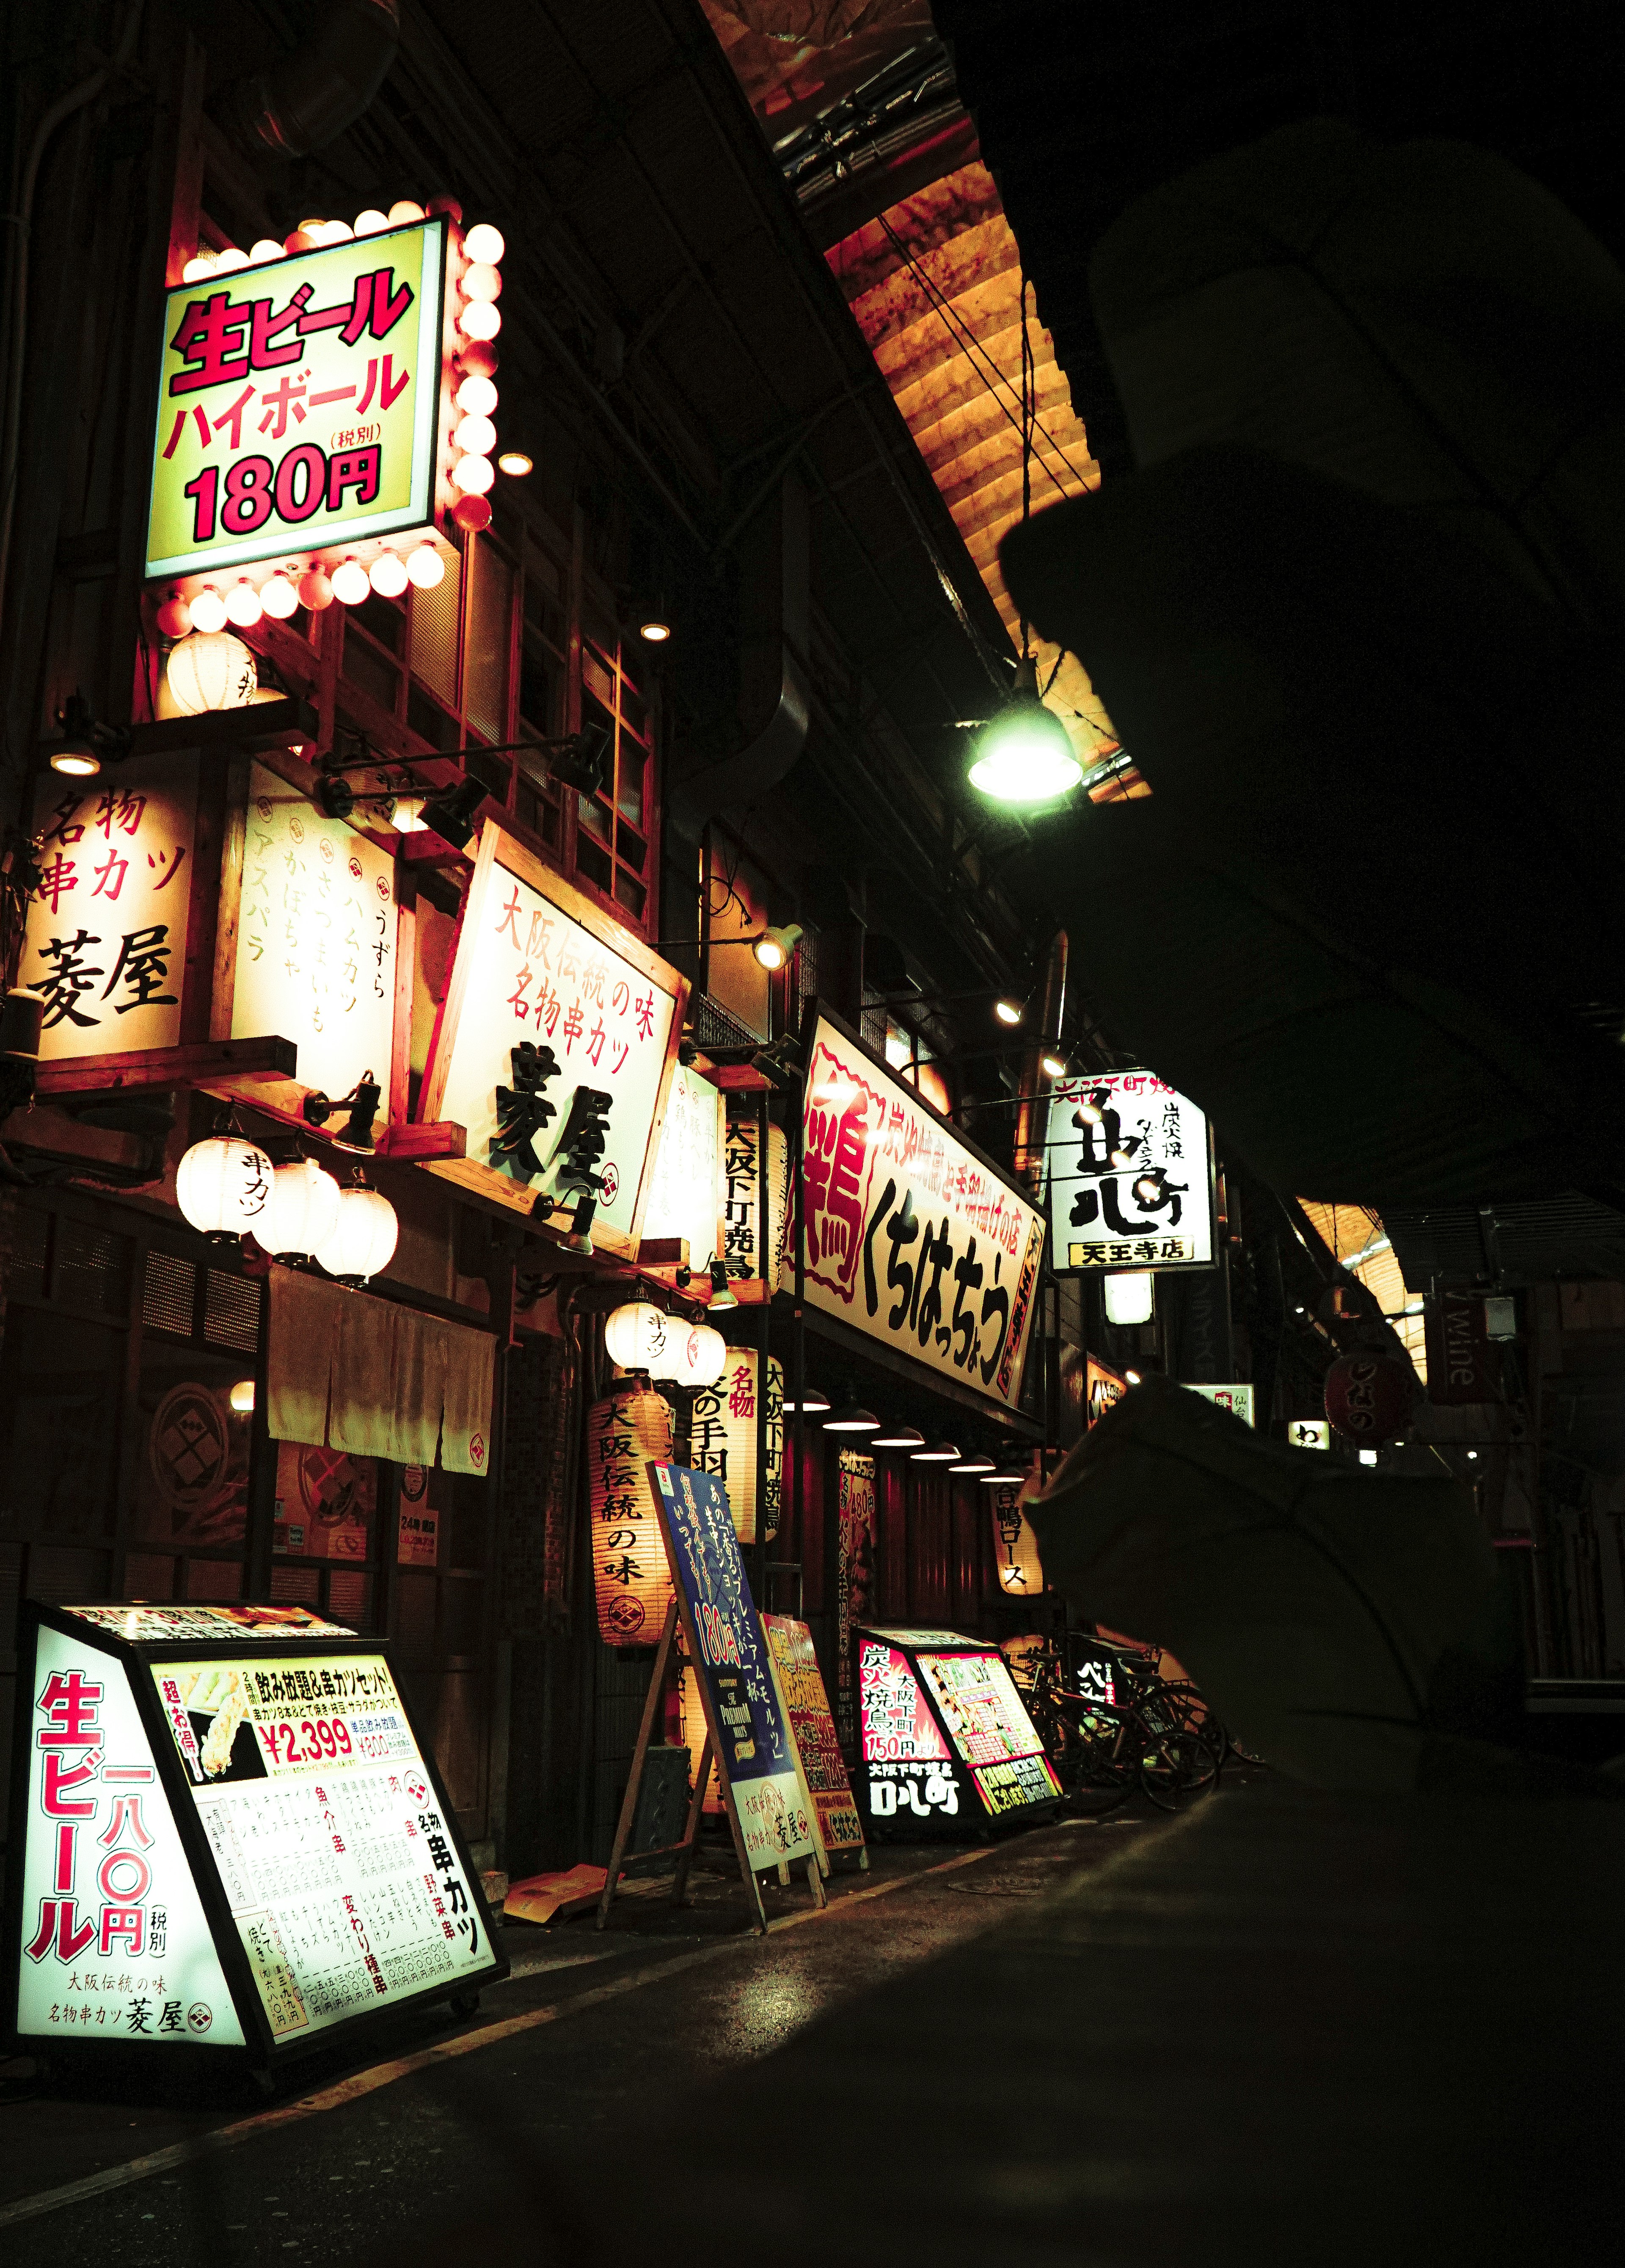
[1325,1351,1416,1441]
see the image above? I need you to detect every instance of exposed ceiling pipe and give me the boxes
[668,471,811,847]
[1013,929,1067,1195]
[214,0,401,160]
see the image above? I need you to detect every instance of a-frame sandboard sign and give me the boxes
[597,1464,824,1935]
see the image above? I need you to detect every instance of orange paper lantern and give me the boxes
[587,1384,675,1646]
[688,1348,783,1546]
[989,1481,1044,1600]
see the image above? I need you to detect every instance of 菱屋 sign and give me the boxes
[230,762,397,1102]
[1048,1070,1216,1274]
[21,754,199,1058]
[420,824,687,1258]
[145,219,447,582]
[792,1009,1045,1410]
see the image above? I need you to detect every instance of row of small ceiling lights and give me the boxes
[161,203,521,640]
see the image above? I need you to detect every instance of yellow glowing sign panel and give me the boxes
[144,220,448,581]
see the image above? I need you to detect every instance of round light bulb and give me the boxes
[968,702,1083,805]
[354,208,391,237]
[189,586,227,633]
[260,572,300,619]
[297,217,329,238]
[369,552,409,597]
[229,1379,256,1413]
[248,239,284,265]
[407,545,446,589]
[181,254,218,283]
[463,223,505,264]
[497,451,533,478]
[388,198,426,223]
[320,220,354,243]
[284,231,317,255]
[155,593,193,639]
[452,454,494,495]
[455,375,498,418]
[298,567,335,610]
[459,300,501,341]
[462,261,501,303]
[452,493,492,533]
[331,558,370,605]
[223,580,263,629]
[454,413,496,457]
[638,615,670,642]
[213,247,248,272]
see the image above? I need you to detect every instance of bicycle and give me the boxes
[1010,1633,1226,1812]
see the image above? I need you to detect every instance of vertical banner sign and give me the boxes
[835,1450,877,1751]
[1049,1071,1216,1274]
[761,1616,865,1859]
[21,755,199,1059]
[722,1114,789,1285]
[231,763,397,1102]
[650,1465,816,1872]
[1426,1293,1494,1404]
[145,220,448,581]
[794,1010,1045,1409]
[641,1063,723,1266]
[687,1349,783,1547]
[587,1387,675,1646]
[15,1625,244,2047]
[421,825,686,1258]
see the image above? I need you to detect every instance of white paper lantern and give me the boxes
[165,631,256,714]
[315,1184,399,1283]
[176,1135,275,1244]
[671,1322,727,1388]
[265,1158,341,1260]
[604,1299,674,1374]
[689,1348,783,1546]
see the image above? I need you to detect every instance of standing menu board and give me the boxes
[651,1466,816,1876]
[4,1604,504,2066]
[856,1625,1060,1839]
[762,1616,865,1865]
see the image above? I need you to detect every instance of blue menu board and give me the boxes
[650,1464,815,1872]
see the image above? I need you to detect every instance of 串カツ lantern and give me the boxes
[688,1348,783,1546]
[603,1299,676,1376]
[176,1134,274,1246]
[1325,1350,1416,1442]
[989,1481,1044,1598]
[588,1384,675,1645]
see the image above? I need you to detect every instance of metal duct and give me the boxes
[669,472,811,846]
[214,0,401,161]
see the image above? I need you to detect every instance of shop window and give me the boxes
[574,639,653,930]
[465,537,514,745]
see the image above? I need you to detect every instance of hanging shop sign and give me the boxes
[6,1604,504,2066]
[145,219,448,584]
[587,1386,675,1646]
[688,1348,783,1547]
[1424,1292,1495,1405]
[989,1481,1044,1599]
[642,1063,723,1267]
[794,1007,1046,1410]
[856,1626,1059,1837]
[396,1464,439,1563]
[1085,1355,1129,1429]
[231,763,397,1106]
[1048,1070,1217,1274]
[722,1112,789,1289]
[1287,1419,1331,1451]
[22,754,200,1061]
[420,823,686,1258]
[835,1450,877,1751]
[650,1465,817,1874]
[1190,1382,1256,1427]
[762,1615,865,1863]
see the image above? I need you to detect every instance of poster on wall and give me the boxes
[6,1605,504,2062]
[420,823,686,1258]
[145,218,448,582]
[641,1062,722,1267]
[856,1626,1060,1838]
[762,1616,865,1862]
[1190,1382,1255,1427]
[650,1464,816,1875]
[1048,1071,1217,1274]
[835,1450,877,1751]
[20,754,200,1061]
[231,763,397,1104]
[791,1007,1046,1411]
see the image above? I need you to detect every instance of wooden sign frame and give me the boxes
[597,1475,825,1935]
[418,819,689,1261]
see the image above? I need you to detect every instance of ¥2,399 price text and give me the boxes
[256,1716,355,1767]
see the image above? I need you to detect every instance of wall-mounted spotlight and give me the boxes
[47,693,131,779]
[754,923,803,971]
[708,1258,739,1311]
[994,996,1024,1027]
[419,775,488,849]
[564,1190,597,1255]
[303,1072,383,1153]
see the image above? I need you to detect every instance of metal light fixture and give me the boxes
[824,1403,880,1434]
[47,692,130,779]
[979,1464,1030,1486]
[1104,1270,1155,1327]
[782,1383,832,1414]
[994,996,1024,1027]
[912,1439,960,1463]
[545,721,610,796]
[708,1258,739,1311]
[564,1190,596,1255]
[317,773,356,821]
[302,1072,383,1153]
[419,775,488,849]
[753,923,803,972]
[496,451,533,477]
[870,1423,925,1451]
[1040,1049,1069,1079]
[950,1450,996,1475]
[967,657,1083,806]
